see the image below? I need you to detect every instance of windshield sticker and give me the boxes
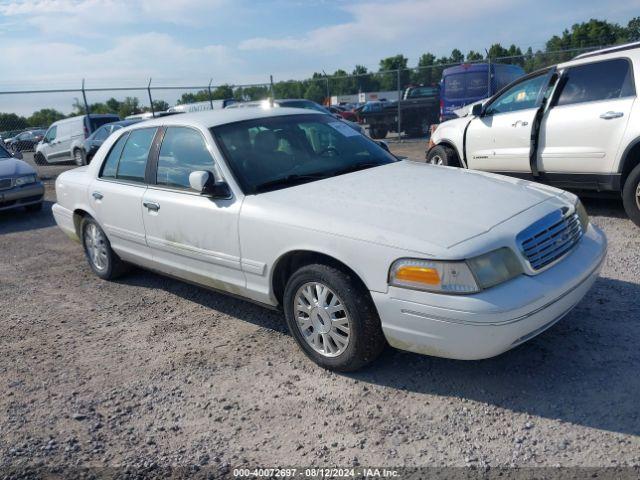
[328,121,360,137]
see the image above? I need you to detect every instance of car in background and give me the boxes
[167,99,238,114]
[34,114,120,166]
[227,99,364,134]
[0,143,44,213]
[427,42,640,226]
[440,63,524,122]
[5,129,46,153]
[328,105,358,122]
[81,119,142,164]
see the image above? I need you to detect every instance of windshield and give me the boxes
[211,113,397,194]
[444,72,488,100]
[406,86,438,98]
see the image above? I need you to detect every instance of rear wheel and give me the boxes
[283,264,386,371]
[622,163,640,227]
[81,217,129,280]
[426,144,460,167]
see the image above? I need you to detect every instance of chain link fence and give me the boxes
[0,44,613,159]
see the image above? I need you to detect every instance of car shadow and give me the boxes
[0,200,56,235]
[580,195,629,220]
[120,267,639,437]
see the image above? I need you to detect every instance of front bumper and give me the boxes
[372,224,607,360]
[0,182,44,211]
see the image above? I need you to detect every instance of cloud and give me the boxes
[0,0,231,35]
[239,0,511,54]
[0,32,239,87]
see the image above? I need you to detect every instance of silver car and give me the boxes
[0,145,44,212]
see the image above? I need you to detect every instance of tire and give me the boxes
[81,216,129,280]
[25,202,43,212]
[34,153,48,166]
[73,148,85,166]
[283,263,386,371]
[622,163,640,227]
[426,144,460,167]
[369,126,388,140]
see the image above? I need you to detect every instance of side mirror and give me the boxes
[376,140,390,153]
[189,170,231,198]
[471,103,484,117]
[12,150,23,160]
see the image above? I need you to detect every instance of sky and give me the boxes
[1,0,639,115]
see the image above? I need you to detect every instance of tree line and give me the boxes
[2,17,638,133]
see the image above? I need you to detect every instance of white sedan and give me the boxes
[52,107,607,371]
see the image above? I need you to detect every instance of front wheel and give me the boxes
[81,217,129,280]
[622,163,640,227]
[283,264,386,371]
[426,144,460,167]
[73,148,85,166]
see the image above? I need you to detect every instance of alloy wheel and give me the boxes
[636,182,640,211]
[84,223,108,271]
[429,154,443,166]
[293,282,351,357]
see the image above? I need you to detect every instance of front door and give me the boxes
[141,126,245,293]
[466,71,551,173]
[90,127,157,266]
[539,58,636,176]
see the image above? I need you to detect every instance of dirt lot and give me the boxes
[1,147,639,478]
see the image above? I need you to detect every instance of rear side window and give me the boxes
[89,115,120,131]
[557,59,635,106]
[156,127,214,189]
[100,132,129,179]
[115,128,157,182]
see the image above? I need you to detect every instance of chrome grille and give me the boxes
[516,208,583,271]
[0,178,12,190]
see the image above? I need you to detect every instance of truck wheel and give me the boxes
[283,264,386,372]
[622,163,640,227]
[73,148,85,166]
[426,145,460,167]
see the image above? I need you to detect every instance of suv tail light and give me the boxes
[83,125,89,139]
[439,99,444,122]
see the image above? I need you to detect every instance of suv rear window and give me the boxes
[557,58,635,106]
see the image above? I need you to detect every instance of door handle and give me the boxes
[143,201,160,212]
[92,191,103,200]
[511,120,529,127]
[599,111,624,120]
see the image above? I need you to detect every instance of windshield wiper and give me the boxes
[253,172,329,193]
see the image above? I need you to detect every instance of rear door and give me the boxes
[539,58,636,176]
[90,127,158,266]
[466,71,552,172]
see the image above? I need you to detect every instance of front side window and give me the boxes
[156,127,214,189]
[556,58,635,106]
[484,73,548,115]
[44,126,57,142]
[212,113,396,194]
[115,128,156,182]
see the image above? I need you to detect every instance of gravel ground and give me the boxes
[0,149,639,478]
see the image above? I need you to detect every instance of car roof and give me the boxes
[125,107,324,130]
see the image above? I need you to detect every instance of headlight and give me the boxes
[575,198,589,231]
[14,174,37,186]
[390,248,523,294]
[389,259,480,294]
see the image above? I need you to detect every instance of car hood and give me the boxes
[251,161,563,253]
[0,158,36,177]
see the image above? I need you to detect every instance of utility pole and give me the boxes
[147,78,155,118]
[81,79,90,118]
[397,69,402,141]
[208,78,214,109]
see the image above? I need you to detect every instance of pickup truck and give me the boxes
[360,86,440,139]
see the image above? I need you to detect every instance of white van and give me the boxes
[167,99,237,114]
[35,114,119,166]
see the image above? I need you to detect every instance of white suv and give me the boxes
[427,42,640,226]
